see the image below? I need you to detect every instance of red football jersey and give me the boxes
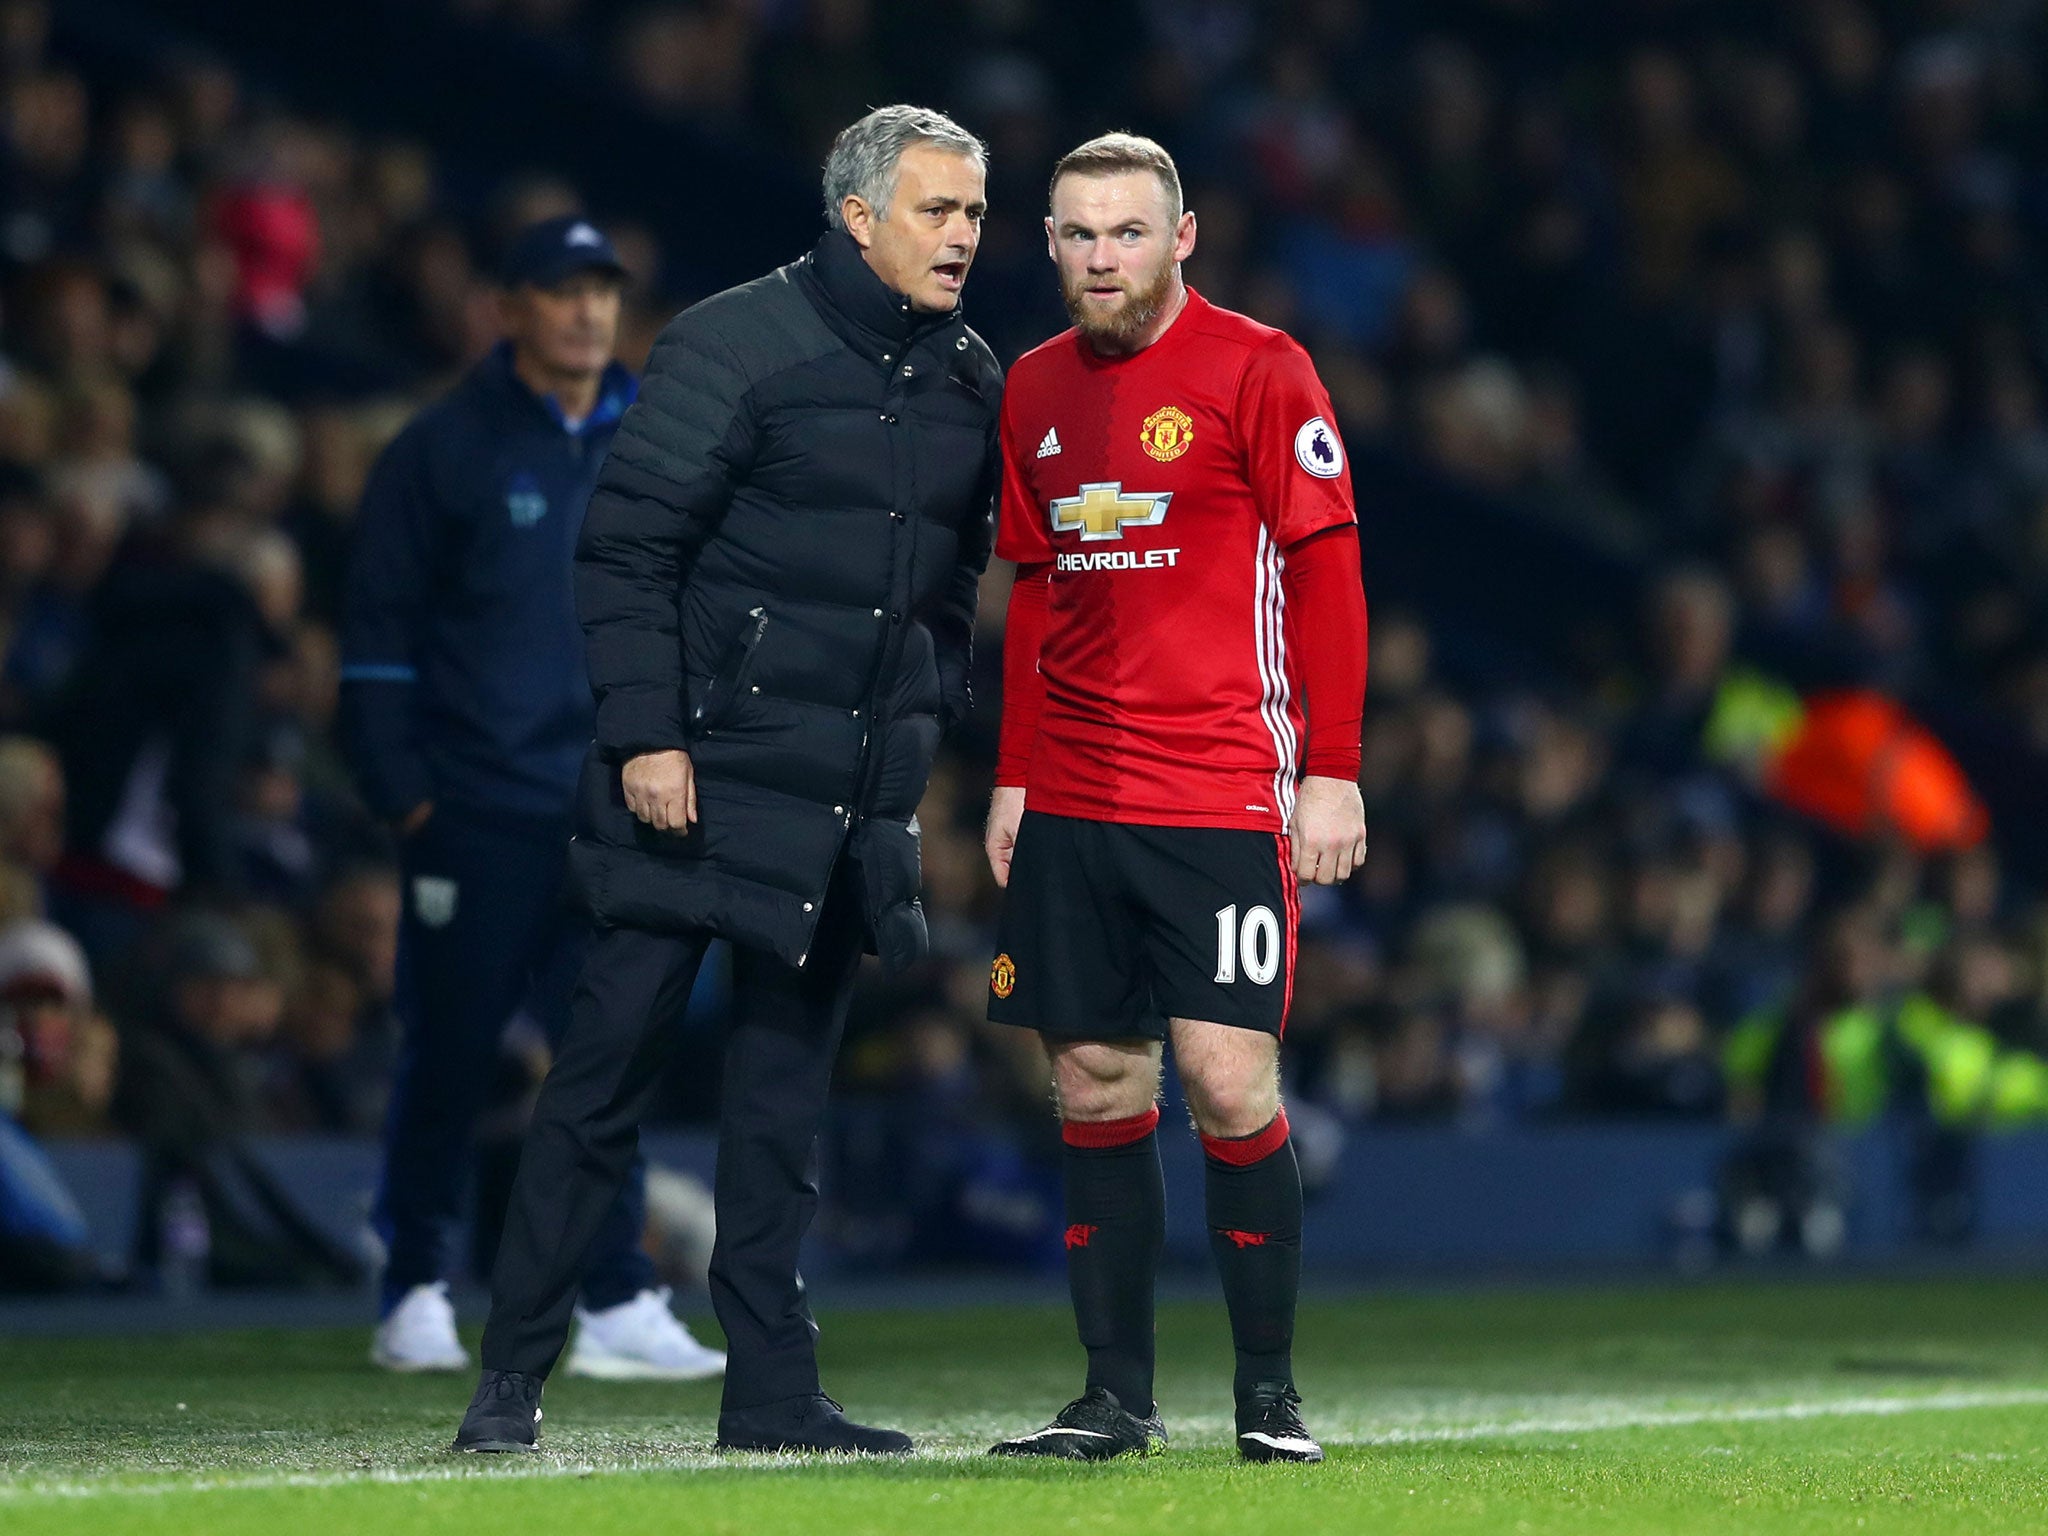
[997,287,1355,833]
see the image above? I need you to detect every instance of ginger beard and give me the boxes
[1061,242,1178,349]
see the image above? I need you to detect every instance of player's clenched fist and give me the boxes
[622,749,698,833]
[1289,774,1367,885]
[985,785,1026,888]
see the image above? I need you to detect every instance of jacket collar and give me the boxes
[483,341,638,437]
[797,228,961,363]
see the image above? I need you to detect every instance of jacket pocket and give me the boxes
[691,607,769,737]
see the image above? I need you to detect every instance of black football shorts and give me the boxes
[987,810,1298,1041]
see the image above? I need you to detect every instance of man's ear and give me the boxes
[842,196,876,250]
[1174,210,1198,264]
[1044,215,1057,265]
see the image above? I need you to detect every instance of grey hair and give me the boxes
[822,105,987,231]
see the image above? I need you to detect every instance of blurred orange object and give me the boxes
[1765,690,1989,852]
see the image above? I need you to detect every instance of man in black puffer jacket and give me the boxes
[456,106,1000,1457]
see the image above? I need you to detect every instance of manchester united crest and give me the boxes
[990,952,1017,999]
[1139,404,1194,463]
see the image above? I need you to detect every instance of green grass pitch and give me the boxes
[6,1277,2048,1534]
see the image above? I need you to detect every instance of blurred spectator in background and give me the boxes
[270,860,400,1135]
[45,449,287,958]
[0,916,113,1136]
[0,916,114,1289]
[112,908,364,1289]
[0,731,62,889]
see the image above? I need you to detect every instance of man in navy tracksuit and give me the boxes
[341,217,723,1380]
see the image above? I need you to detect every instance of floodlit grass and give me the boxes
[6,1277,2048,1533]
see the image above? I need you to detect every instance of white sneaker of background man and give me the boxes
[371,1280,470,1373]
[373,1281,724,1379]
[565,1285,726,1381]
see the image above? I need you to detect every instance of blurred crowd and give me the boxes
[5,0,2048,1282]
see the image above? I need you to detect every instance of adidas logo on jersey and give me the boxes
[1036,427,1061,459]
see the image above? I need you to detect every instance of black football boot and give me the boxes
[988,1386,1168,1461]
[1235,1380,1323,1463]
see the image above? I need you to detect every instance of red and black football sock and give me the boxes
[1061,1107,1165,1415]
[1201,1109,1302,1397]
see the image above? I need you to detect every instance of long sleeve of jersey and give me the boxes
[995,562,1051,787]
[1281,524,1367,780]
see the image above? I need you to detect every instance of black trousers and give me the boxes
[480,861,866,1410]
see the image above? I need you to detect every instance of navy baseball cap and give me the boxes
[500,215,628,288]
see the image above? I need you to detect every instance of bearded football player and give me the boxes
[983,134,1369,1464]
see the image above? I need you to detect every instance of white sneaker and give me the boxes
[370,1281,470,1373]
[565,1287,726,1381]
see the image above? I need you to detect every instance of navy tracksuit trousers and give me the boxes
[374,805,656,1313]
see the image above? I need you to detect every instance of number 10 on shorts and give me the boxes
[1214,904,1281,985]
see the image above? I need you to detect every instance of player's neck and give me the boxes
[1086,278,1189,359]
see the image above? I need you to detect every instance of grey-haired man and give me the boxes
[455,106,1000,1455]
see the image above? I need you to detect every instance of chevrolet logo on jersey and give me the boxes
[1048,482,1172,541]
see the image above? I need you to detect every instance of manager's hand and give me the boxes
[622,749,698,833]
[984,784,1026,888]
[1289,774,1367,885]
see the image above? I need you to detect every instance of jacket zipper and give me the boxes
[799,322,954,962]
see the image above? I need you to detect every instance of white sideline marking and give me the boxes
[1361,1387,2048,1445]
[7,1388,2048,1501]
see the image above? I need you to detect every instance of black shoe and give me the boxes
[715,1392,913,1454]
[988,1386,1168,1461]
[1236,1380,1323,1463]
[452,1369,544,1454]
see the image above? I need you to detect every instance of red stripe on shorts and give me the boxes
[1274,834,1300,1036]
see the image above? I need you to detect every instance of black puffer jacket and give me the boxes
[570,230,1001,971]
